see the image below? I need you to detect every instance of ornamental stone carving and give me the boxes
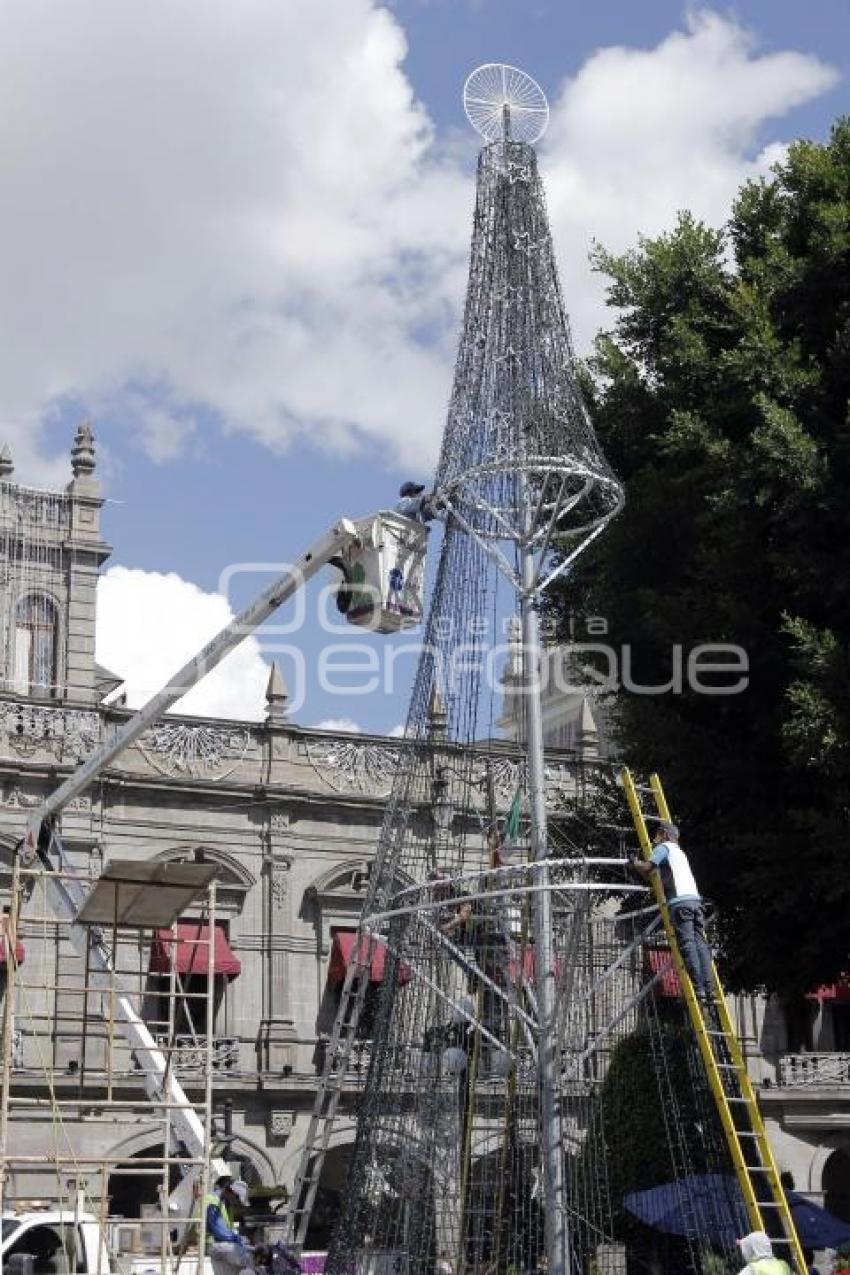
[471,755,575,810]
[271,857,293,909]
[9,490,70,529]
[304,738,401,796]
[3,785,90,811]
[268,1110,294,1140]
[3,786,40,808]
[0,704,101,762]
[138,723,253,780]
[304,736,571,807]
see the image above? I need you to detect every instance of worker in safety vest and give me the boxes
[736,1231,792,1275]
[206,1175,254,1273]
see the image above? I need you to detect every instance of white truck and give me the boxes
[1,1209,327,1275]
[2,512,428,1270]
[1,1206,208,1275]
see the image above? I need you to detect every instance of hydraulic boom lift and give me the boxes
[7,511,428,1228]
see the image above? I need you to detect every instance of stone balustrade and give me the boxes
[155,1034,240,1075]
[778,1052,850,1087]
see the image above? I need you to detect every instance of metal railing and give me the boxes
[778,1052,850,1087]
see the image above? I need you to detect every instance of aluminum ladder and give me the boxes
[622,769,805,1275]
[284,942,375,1247]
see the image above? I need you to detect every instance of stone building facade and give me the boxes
[0,429,588,1248]
[1,426,847,1249]
[0,429,414,1244]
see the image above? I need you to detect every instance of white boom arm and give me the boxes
[15,516,361,1199]
[22,517,359,864]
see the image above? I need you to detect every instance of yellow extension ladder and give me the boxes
[622,769,805,1275]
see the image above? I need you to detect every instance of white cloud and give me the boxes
[541,10,838,345]
[130,402,197,466]
[0,4,837,484]
[96,566,270,721]
[314,718,363,734]
[1,0,470,482]
[388,723,407,737]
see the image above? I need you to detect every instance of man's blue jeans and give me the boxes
[670,902,713,998]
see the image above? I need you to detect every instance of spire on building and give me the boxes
[428,682,447,739]
[577,695,599,759]
[71,421,96,478]
[0,443,13,478]
[503,616,523,686]
[265,662,289,725]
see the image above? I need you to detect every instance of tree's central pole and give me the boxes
[520,486,569,1275]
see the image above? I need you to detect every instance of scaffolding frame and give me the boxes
[0,859,223,1271]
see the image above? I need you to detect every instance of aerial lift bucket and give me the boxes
[341,512,429,633]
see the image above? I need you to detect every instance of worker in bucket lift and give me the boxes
[206,1175,255,1273]
[630,819,715,1009]
[396,481,441,523]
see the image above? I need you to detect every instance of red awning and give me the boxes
[807,976,850,1002]
[150,923,241,981]
[328,930,411,987]
[508,946,562,982]
[0,937,24,967]
[645,947,681,998]
[510,946,534,982]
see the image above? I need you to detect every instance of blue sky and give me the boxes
[396,0,849,139]
[3,1,848,734]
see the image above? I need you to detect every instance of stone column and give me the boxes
[261,809,296,1074]
[64,423,112,705]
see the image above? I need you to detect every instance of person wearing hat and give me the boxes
[736,1231,791,1275]
[396,481,440,524]
[630,819,715,1007]
[206,1174,254,1273]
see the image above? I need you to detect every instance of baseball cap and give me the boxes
[399,481,426,497]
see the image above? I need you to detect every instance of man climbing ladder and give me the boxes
[630,818,714,1008]
[622,768,806,1275]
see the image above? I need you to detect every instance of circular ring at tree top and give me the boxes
[463,63,549,144]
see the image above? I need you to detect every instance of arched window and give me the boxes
[823,1147,850,1222]
[14,595,57,696]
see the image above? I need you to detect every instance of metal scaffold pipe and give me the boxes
[520,535,569,1275]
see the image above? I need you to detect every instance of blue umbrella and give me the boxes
[788,1193,850,1250]
[623,1174,850,1249]
[623,1174,748,1245]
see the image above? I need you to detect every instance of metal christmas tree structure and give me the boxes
[288,64,641,1275]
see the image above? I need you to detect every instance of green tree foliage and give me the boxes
[553,121,850,995]
[585,1018,727,1251]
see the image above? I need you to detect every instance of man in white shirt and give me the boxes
[632,820,715,1006]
